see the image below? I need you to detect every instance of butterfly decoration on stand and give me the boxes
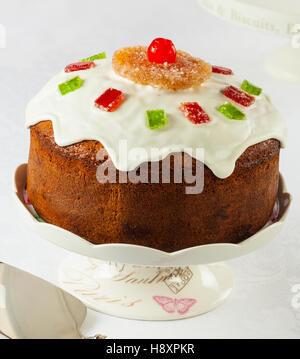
[153,296,197,315]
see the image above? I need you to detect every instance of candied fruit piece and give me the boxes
[147,38,177,64]
[59,76,83,95]
[34,214,45,223]
[222,86,255,107]
[218,103,246,120]
[146,110,168,130]
[65,61,96,73]
[212,65,233,75]
[80,52,106,62]
[95,88,125,112]
[179,102,210,124]
[112,46,212,90]
[23,188,31,205]
[241,80,262,96]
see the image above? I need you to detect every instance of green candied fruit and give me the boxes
[80,52,106,62]
[59,76,83,95]
[146,110,168,130]
[218,103,246,121]
[34,214,45,223]
[241,80,262,96]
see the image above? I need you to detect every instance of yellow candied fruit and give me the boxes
[112,46,212,90]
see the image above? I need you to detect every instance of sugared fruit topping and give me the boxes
[146,110,168,130]
[94,88,125,112]
[147,38,177,64]
[179,102,210,124]
[222,86,255,107]
[218,103,246,121]
[80,52,106,62]
[241,80,262,96]
[59,76,83,95]
[212,65,233,75]
[112,46,212,90]
[65,61,96,73]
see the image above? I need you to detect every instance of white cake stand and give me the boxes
[198,0,300,82]
[14,164,291,320]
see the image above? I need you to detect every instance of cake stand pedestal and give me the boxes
[264,45,300,83]
[14,164,291,321]
[58,256,233,320]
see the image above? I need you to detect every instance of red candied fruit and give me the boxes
[95,88,125,112]
[23,188,31,205]
[65,61,96,73]
[147,38,177,64]
[179,102,210,124]
[222,86,255,107]
[212,65,233,75]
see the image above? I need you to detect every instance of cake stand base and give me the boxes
[59,254,234,321]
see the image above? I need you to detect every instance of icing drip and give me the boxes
[26,59,287,178]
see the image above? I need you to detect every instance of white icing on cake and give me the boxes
[26,59,287,178]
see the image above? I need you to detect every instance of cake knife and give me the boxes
[0,262,106,339]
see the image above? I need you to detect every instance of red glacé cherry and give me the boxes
[147,38,177,64]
